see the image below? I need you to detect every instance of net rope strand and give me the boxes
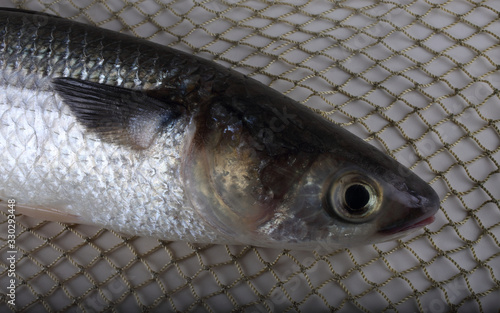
[0,0,499,312]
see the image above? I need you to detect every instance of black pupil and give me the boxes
[345,184,370,212]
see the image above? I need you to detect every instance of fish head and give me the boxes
[256,129,441,249]
[274,154,440,249]
[183,86,439,249]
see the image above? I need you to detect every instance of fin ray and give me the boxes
[0,8,63,19]
[52,77,183,149]
[0,202,82,224]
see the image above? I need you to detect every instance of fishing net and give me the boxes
[1,0,499,311]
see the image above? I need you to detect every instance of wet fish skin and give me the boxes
[0,8,439,249]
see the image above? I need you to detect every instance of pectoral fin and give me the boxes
[0,8,64,19]
[52,77,184,150]
[0,202,82,224]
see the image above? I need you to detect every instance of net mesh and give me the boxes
[1,0,499,312]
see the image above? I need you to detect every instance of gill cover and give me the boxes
[182,99,315,241]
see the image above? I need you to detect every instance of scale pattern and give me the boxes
[0,10,225,243]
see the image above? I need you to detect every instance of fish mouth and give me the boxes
[379,215,435,235]
[377,182,440,235]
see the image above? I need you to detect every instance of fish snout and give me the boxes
[378,180,440,235]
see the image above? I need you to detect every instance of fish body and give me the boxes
[0,9,439,249]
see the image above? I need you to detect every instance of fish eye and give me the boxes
[326,172,381,223]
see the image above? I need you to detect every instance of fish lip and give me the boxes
[378,215,435,235]
[377,187,440,235]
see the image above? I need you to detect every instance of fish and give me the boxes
[0,8,439,250]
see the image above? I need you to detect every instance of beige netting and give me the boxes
[1,0,499,312]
